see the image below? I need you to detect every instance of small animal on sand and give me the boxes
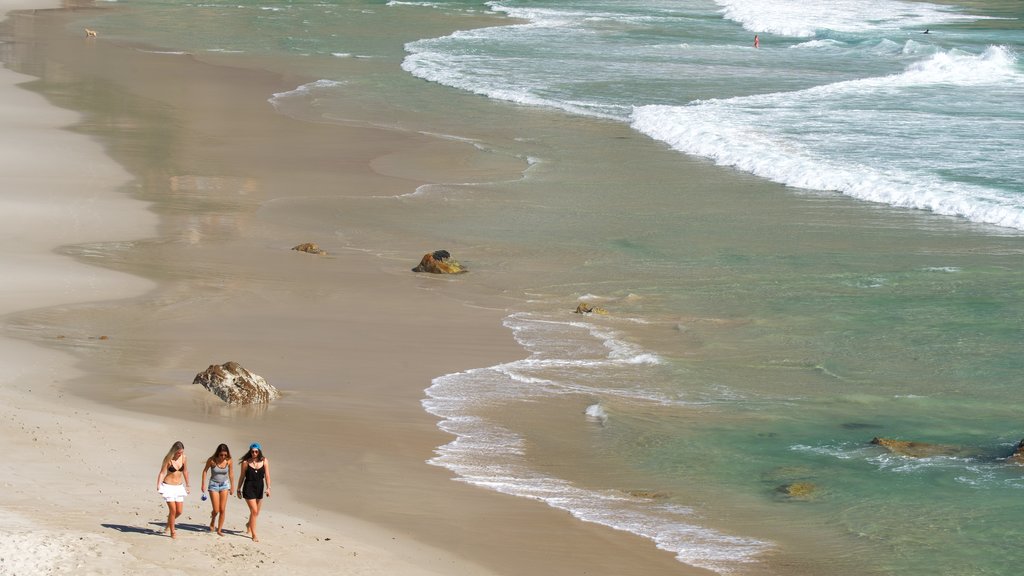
[85,28,97,38]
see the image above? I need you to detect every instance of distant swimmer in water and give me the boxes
[754,35,760,48]
[923,29,930,34]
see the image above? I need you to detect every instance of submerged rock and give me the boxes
[411,249,466,274]
[628,490,670,500]
[776,482,819,501]
[292,242,327,255]
[869,437,967,458]
[193,361,280,405]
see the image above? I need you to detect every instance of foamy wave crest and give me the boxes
[714,0,987,37]
[422,312,765,571]
[790,39,844,50]
[487,1,652,28]
[403,3,637,120]
[387,0,446,8]
[871,452,977,473]
[425,373,767,572]
[402,31,622,119]
[268,79,346,111]
[902,45,1020,84]
[631,47,1024,230]
[791,443,866,460]
[584,403,608,423]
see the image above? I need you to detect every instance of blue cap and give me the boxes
[250,442,261,450]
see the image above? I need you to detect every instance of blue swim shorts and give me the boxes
[208,481,231,493]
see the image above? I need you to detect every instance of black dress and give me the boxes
[241,461,266,500]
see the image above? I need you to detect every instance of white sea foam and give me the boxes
[406,0,1024,232]
[135,49,189,55]
[267,79,348,118]
[268,79,346,106]
[790,39,845,50]
[713,0,987,37]
[584,403,607,423]
[425,385,769,574]
[422,312,766,571]
[401,35,623,120]
[871,453,976,473]
[791,443,863,460]
[631,46,1024,230]
[387,0,446,7]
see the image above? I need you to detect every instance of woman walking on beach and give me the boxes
[237,442,271,542]
[201,443,234,536]
[156,441,190,539]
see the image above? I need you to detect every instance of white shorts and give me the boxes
[159,482,187,502]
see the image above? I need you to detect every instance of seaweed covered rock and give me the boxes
[411,249,466,274]
[776,482,819,501]
[292,242,327,255]
[574,302,608,315]
[869,437,967,458]
[193,362,280,405]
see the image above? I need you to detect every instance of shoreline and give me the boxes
[0,2,710,575]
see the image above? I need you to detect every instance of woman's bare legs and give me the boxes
[210,490,228,535]
[208,491,220,532]
[165,501,183,538]
[245,498,263,542]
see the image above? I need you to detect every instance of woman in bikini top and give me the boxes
[156,441,190,538]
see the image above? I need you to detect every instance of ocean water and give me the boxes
[74,0,1024,574]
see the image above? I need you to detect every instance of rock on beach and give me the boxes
[193,361,280,405]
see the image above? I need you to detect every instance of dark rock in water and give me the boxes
[872,436,1024,464]
[292,242,327,255]
[411,249,466,274]
[628,490,670,499]
[841,422,877,430]
[574,302,608,315]
[776,482,818,501]
[193,361,280,405]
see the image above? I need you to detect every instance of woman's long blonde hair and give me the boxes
[162,441,185,468]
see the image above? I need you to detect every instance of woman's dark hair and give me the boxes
[209,443,231,461]
[241,446,265,463]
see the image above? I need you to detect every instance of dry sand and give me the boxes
[0,7,505,572]
[0,2,708,574]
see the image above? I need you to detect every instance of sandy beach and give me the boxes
[0,2,709,574]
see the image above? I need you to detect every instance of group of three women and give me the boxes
[156,441,272,541]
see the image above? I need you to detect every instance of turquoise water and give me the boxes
[79,1,1024,574]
